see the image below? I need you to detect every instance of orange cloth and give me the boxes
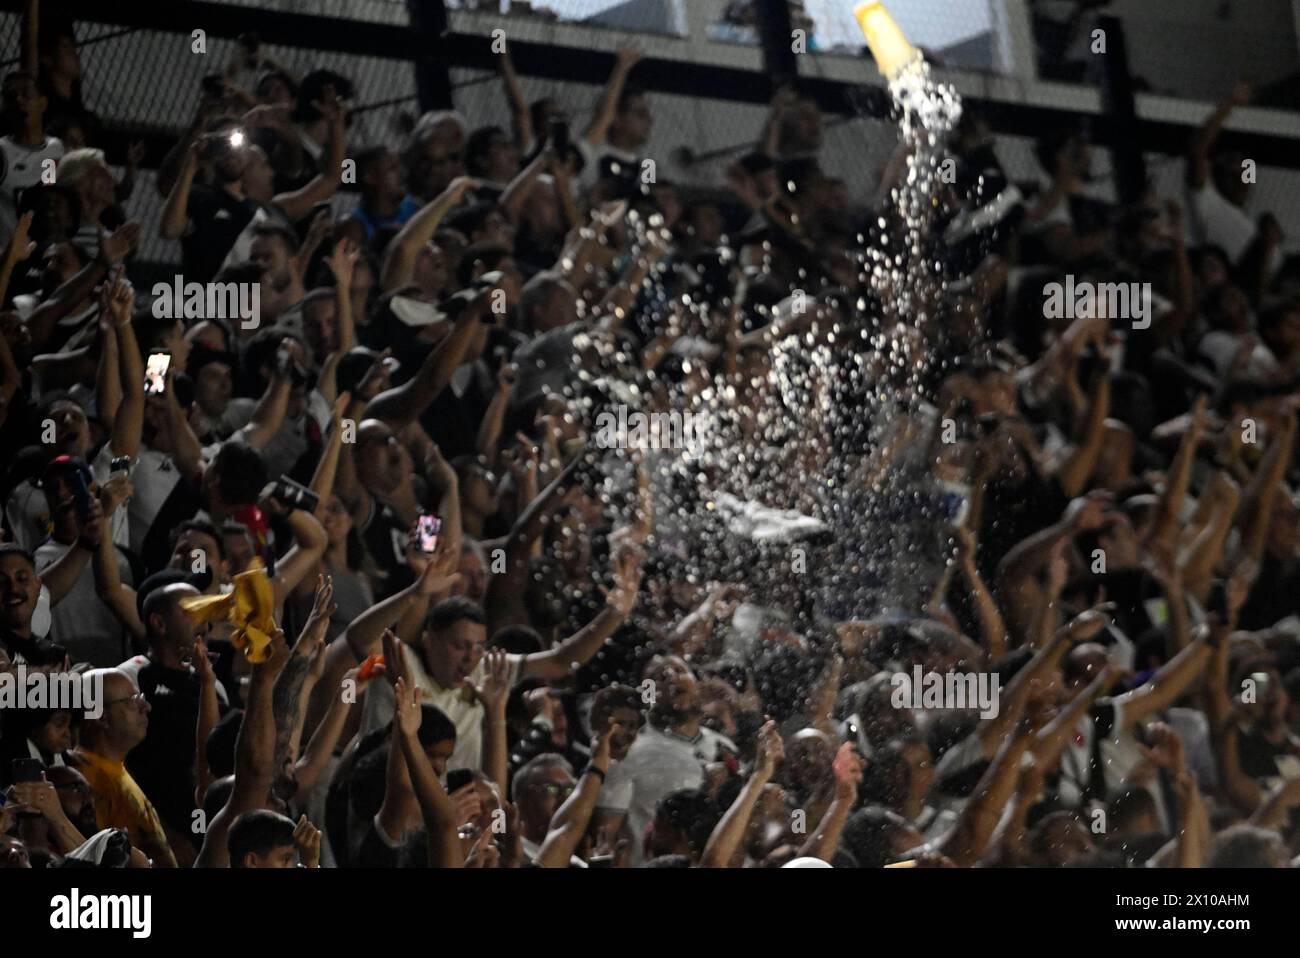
[180,563,276,662]
[72,747,178,868]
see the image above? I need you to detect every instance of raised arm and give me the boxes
[936,712,1035,867]
[159,143,200,240]
[1179,470,1239,600]
[1235,410,1296,566]
[1033,663,1122,771]
[380,176,477,293]
[266,497,329,608]
[95,316,122,438]
[1187,82,1251,191]
[1112,631,1213,730]
[997,494,1106,639]
[270,577,335,781]
[106,275,145,460]
[362,305,482,429]
[798,742,864,865]
[393,668,463,868]
[308,394,349,507]
[195,630,290,867]
[700,720,783,868]
[582,48,642,146]
[537,723,619,868]
[27,225,139,351]
[518,540,641,682]
[304,560,458,734]
[952,525,1006,660]
[476,364,516,468]
[238,368,292,452]
[464,650,511,792]
[1053,367,1111,497]
[163,367,206,483]
[270,88,347,223]
[192,638,221,807]
[499,47,534,153]
[1145,395,1207,563]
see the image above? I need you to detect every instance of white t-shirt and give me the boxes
[125,448,184,556]
[34,538,133,668]
[1197,330,1279,381]
[1187,181,1281,277]
[7,446,131,552]
[597,723,737,866]
[0,134,64,236]
[576,139,640,192]
[357,646,522,775]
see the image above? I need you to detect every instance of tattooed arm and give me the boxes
[195,630,291,867]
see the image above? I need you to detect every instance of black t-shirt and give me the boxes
[1236,724,1292,779]
[139,472,203,575]
[360,498,413,600]
[124,657,221,844]
[182,185,260,284]
[0,627,61,667]
[1238,554,1300,631]
[350,815,421,868]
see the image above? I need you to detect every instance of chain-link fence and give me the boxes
[8,0,1300,270]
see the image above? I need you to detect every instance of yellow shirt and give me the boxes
[72,747,178,867]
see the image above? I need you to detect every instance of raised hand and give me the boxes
[299,574,337,652]
[393,674,423,738]
[601,540,644,615]
[101,221,143,265]
[451,783,483,829]
[1140,722,1186,774]
[831,741,864,801]
[411,547,462,597]
[311,83,345,125]
[293,814,322,868]
[468,648,511,717]
[192,637,216,684]
[753,720,784,781]
[464,826,499,868]
[591,721,618,772]
[382,629,408,689]
[98,473,134,516]
[261,627,292,674]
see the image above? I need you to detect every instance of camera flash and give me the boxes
[229,130,246,148]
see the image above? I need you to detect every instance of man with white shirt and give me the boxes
[34,456,134,667]
[0,71,63,237]
[596,654,737,866]
[1186,82,1281,282]
[359,563,640,769]
[576,49,649,198]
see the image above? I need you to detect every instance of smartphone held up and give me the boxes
[144,352,171,396]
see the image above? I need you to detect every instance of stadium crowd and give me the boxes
[2,1,1300,870]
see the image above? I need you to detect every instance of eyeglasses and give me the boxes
[540,783,575,799]
[104,692,146,709]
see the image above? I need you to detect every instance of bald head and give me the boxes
[81,669,149,757]
[143,582,202,650]
[355,418,404,494]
